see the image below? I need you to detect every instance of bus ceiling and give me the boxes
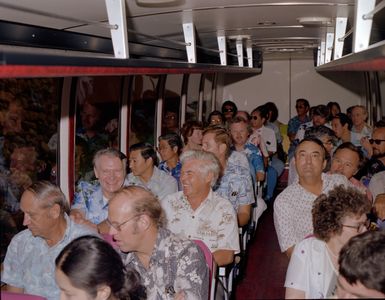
[0,0,384,76]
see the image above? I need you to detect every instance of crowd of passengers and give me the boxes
[1,99,385,299]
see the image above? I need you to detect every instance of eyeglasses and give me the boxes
[165,115,176,120]
[107,214,141,231]
[369,139,385,145]
[342,219,370,233]
[251,116,259,120]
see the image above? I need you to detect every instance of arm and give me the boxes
[285,287,305,299]
[256,171,265,182]
[237,204,251,227]
[3,285,24,293]
[285,246,294,259]
[213,249,234,266]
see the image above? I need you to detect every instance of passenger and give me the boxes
[2,181,96,300]
[372,193,385,230]
[229,116,265,182]
[274,138,350,258]
[202,126,254,226]
[350,105,372,148]
[235,110,251,122]
[326,101,341,120]
[331,113,352,146]
[285,185,370,299]
[71,148,127,234]
[181,120,203,151]
[55,235,146,300]
[158,133,183,190]
[162,109,179,134]
[126,142,178,199]
[287,98,310,143]
[108,186,209,299]
[207,110,224,126]
[337,230,385,298]
[329,142,371,202]
[221,100,238,122]
[250,105,280,202]
[368,171,385,199]
[358,125,385,185]
[161,150,240,266]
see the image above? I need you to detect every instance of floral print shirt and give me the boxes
[161,190,240,254]
[124,228,209,300]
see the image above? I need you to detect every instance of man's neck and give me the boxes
[341,130,351,143]
[136,227,158,269]
[139,167,154,183]
[234,144,245,151]
[299,176,323,196]
[166,156,178,169]
[187,189,210,211]
[354,123,365,132]
[45,216,67,247]
[298,114,308,121]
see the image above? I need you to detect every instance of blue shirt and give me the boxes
[232,143,264,183]
[214,161,255,212]
[158,160,182,191]
[2,214,96,300]
[72,181,108,225]
[287,115,311,136]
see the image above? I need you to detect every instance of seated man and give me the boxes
[274,138,350,258]
[337,230,385,298]
[161,150,240,266]
[126,142,178,200]
[202,126,254,227]
[2,181,96,300]
[71,148,127,234]
[108,186,209,299]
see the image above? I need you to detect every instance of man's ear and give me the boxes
[95,285,111,300]
[94,166,99,179]
[49,203,61,219]
[322,158,327,170]
[137,214,151,231]
[219,143,227,157]
[172,146,178,154]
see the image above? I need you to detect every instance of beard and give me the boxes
[372,151,385,159]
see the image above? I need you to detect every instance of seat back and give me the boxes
[1,291,47,300]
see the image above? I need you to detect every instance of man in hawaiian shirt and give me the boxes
[108,186,209,299]
[71,148,127,234]
[161,150,240,267]
[2,181,96,300]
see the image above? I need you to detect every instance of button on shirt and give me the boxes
[126,167,178,200]
[2,214,97,300]
[161,190,240,254]
[125,227,209,300]
[273,173,351,252]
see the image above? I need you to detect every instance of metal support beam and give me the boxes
[334,17,347,60]
[319,37,326,65]
[105,0,129,58]
[217,35,227,65]
[325,29,334,63]
[317,45,321,66]
[236,39,244,67]
[246,40,253,68]
[354,0,375,53]
[183,23,197,63]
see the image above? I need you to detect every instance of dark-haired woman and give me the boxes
[55,235,146,300]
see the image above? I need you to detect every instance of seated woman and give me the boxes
[285,185,371,299]
[158,133,183,190]
[180,120,203,152]
[55,235,146,300]
[207,110,224,126]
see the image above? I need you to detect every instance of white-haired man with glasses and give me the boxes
[107,186,209,300]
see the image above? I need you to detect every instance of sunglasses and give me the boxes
[369,139,385,145]
[223,108,234,113]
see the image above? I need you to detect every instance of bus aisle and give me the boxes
[235,203,289,299]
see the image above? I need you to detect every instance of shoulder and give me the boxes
[155,167,177,182]
[75,180,100,193]
[9,229,33,247]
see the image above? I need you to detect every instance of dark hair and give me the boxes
[312,185,370,242]
[294,137,327,160]
[129,143,158,167]
[339,230,385,294]
[158,133,183,156]
[333,113,353,130]
[374,119,385,128]
[264,102,279,122]
[251,105,269,122]
[208,110,224,124]
[181,121,203,145]
[56,235,146,300]
[334,142,366,170]
[327,101,341,117]
[296,98,310,108]
[305,125,336,141]
[312,104,330,119]
[221,100,238,115]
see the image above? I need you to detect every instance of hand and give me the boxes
[174,291,186,300]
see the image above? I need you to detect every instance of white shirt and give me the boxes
[161,190,240,254]
[285,237,338,299]
[255,125,277,153]
[273,173,350,252]
[369,171,385,200]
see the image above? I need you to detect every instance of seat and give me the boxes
[1,291,46,300]
[193,239,217,300]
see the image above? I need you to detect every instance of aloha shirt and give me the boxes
[124,227,209,300]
